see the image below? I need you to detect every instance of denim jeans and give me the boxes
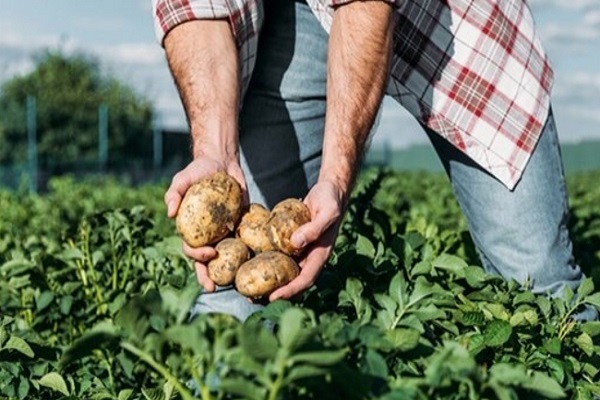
[190,0,597,322]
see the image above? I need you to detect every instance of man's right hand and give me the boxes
[165,157,247,292]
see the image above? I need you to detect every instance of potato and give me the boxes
[176,171,243,248]
[267,198,310,256]
[236,203,276,253]
[207,238,251,286]
[235,251,300,298]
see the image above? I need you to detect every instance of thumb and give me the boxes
[290,209,335,250]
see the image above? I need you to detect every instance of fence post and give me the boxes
[98,103,108,170]
[153,118,163,169]
[27,95,37,194]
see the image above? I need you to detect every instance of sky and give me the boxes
[0,0,599,150]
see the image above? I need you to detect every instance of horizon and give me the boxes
[1,0,599,150]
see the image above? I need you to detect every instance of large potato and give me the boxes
[267,199,310,256]
[207,238,251,286]
[236,203,275,253]
[176,171,242,248]
[235,251,300,298]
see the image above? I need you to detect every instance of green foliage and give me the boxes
[0,50,154,166]
[0,170,599,399]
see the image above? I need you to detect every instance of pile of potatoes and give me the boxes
[175,171,310,299]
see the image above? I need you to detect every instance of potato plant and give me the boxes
[0,170,599,400]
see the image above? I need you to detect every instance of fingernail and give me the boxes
[291,231,306,249]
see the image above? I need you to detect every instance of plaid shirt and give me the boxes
[153,0,553,189]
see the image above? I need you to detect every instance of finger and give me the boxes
[164,170,194,218]
[268,272,314,302]
[182,243,217,262]
[269,249,325,301]
[228,165,250,206]
[194,262,216,292]
[291,207,339,251]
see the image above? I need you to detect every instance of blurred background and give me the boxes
[0,0,599,192]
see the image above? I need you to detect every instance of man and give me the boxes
[152,0,597,322]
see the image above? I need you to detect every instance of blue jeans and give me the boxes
[190,0,597,322]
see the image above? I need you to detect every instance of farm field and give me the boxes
[0,169,599,400]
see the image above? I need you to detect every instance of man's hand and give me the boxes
[163,19,242,291]
[270,2,394,300]
[268,180,344,301]
[164,157,247,292]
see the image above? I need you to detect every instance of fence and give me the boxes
[0,96,193,192]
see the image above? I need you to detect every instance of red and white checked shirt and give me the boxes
[153,0,554,189]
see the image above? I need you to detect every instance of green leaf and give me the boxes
[460,310,486,326]
[537,296,552,316]
[0,259,34,277]
[544,338,562,355]
[413,304,446,321]
[546,358,565,385]
[513,291,536,305]
[36,291,54,312]
[118,389,133,400]
[289,349,347,366]
[17,375,30,400]
[411,260,431,276]
[60,295,74,315]
[356,234,376,257]
[283,365,327,384]
[39,372,70,396]
[4,336,34,358]
[484,320,512,347]
[467,333,486,355]
[240,320,278,361]
[389,272,409,309]
[464,266,488,288]
[219,378,267,400]
[278,308,310,350]
[584,292,600,310]
[577,278,595,298]
[385,328,420,352]
[524,370,566,399]
[362,348,388,378]
[432,254,467,277]
[573,332,594,357]
[61,328,119,367]
[581,321,600,337]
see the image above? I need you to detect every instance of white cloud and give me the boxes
[539,23,599,42]
[100,43,164,66]
[529,0,600,10]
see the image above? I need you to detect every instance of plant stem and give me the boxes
[121,341,195,400]
[267,353,287,400]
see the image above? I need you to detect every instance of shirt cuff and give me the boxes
[329,0,402,8]
[153,0,231,46]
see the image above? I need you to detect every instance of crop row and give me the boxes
[0,170,599,399]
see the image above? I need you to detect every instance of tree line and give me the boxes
[0,50,155,169]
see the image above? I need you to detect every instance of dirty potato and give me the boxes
[207,238,251,286]
[236,203,275,253]
[235,251,300,298]
[267,198,311,256]
[176,171,243,248]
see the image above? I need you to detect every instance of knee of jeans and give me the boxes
[189,289,264,322]
[471,222,581,294]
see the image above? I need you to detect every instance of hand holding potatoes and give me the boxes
[176,171,242,248]
[175,171,312,299]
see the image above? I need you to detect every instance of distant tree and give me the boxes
[0,50,154,167]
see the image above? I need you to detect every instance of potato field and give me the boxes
[1,169,599,400]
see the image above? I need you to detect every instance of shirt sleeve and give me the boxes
[329,0,403,8]
[152,0,232,46]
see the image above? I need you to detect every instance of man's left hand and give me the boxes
[268,180,346,301]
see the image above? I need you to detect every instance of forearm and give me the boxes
[164,20,240,160]
[320,3,394,204]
